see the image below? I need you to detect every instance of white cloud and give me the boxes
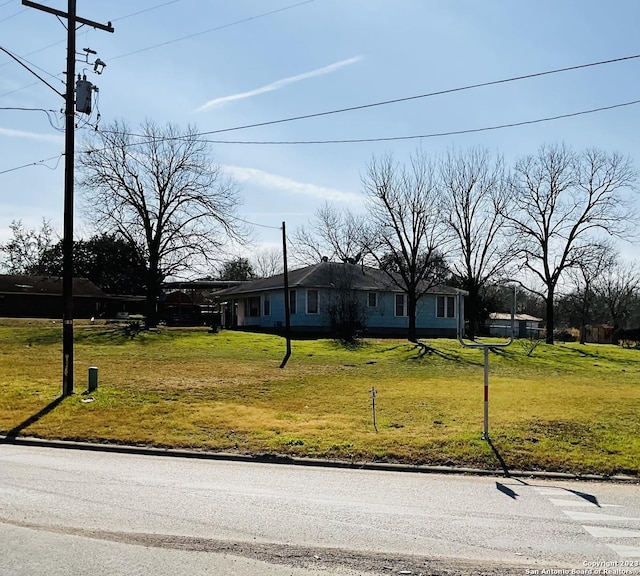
[0,127,63,144]
[197,56,363,111]
[224,165,362,205]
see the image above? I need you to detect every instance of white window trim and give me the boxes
[306,289,319,315]
[289,289,297,315]
[394,293,408,317]
[245,296,261,318]
[263,293,270,316]
[436,295,455,318]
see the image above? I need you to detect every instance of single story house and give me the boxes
[214,261,465,338]
[0,274,109,318]
[487,312,543,338]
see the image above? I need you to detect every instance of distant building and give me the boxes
[160,280,247,326]
[487,312,543,338]
[584,324,614,344]
[0,274,146,319]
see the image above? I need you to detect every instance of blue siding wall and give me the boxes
[233,288,458,334]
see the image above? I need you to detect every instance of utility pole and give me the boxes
[279,222,292,369]
[22,1,113,396]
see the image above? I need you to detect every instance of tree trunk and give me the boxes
[145,264,161,328]
[466,281,479,340]
[145,289,158,328]
[545,287,555,344]
[407,293,417,342]
[612,319,621,345]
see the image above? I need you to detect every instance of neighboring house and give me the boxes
[214,261,465,338]
[160,280,247,326]
[0,274,110,318]
[487,312,543,338]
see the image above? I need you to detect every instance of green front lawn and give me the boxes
[1,320,638,476]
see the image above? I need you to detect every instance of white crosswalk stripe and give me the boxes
[582,526,640,538]
[605,544,640,557]
[563,511,640,522]
[549,498,597,507]
[534,487,571,495]
[534,486,640,559]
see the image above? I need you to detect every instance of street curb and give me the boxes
[1,435,638,483]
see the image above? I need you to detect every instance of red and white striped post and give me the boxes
[457,286,516,441]
[483,346,490,440]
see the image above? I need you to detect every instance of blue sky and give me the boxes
[1,0,639,267]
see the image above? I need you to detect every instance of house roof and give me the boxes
[0,275,109,298]
[489,312,543,322]
[163,279,248,290]
[214,261,463,297]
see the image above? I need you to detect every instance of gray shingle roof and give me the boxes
[214,261,461,297]
[0,275,109,298]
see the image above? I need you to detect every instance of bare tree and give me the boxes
[252,247,283,278]
[78,120,247,327]
[323,262,368,344]
[292,202,366,265]
[440,148,514,339]
[504,144,637,343]
[594,260,640,338]
[562,241,616,344]
[362,152,450,342]
[0,219,54,274]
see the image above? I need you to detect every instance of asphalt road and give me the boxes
[1,444,639,575]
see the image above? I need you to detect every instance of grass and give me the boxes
[1,319,639,477]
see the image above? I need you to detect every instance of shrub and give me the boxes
[554,329,577,342]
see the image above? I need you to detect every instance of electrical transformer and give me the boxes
[75,76,93,114]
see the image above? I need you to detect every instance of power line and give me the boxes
[188,98,640,145]
[109,0,315,61]
[0,40,65,70]
[188,53,640,138]
[0,80,40,99]
[0,45,64,97]
[86,96,640,159]
[0,0,315,100]
[4,99,635,220]
[112,0,183,22]
[2,0,184,66]
[0,0,182,70]
[0,7,25,23]
[0,106,56,112]
[96,51,640,145]
[0,0,183,69]
[0,153,64,176]
[0,105,64,131]
[229,215,282,230]
[0,44,62,83]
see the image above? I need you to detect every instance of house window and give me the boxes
[306,289,319,314]
[368,292,377,307]
[289,289,297,314]
[395,294,407,317]
[245,296,260,317]
[437,295,455,318]
[263,293,270,316]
